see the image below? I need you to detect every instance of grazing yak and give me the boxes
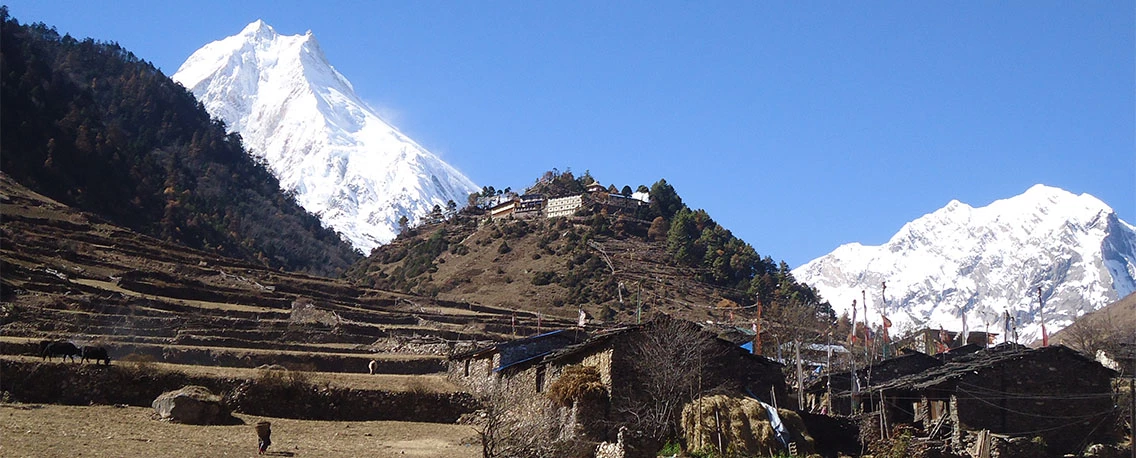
[40,340,80,362]
[80,346,111,365]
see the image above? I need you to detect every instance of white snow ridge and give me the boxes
[792,185,1136,344]
[173,20,479,253]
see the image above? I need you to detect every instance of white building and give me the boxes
[545,195,583,218]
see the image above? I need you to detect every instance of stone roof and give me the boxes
[872,343,1118,393]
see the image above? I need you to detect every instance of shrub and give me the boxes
[658,441,681,456]
[255,366,312,392]
[497,241,512,254]
[450,243,470,255]
[119,352,162,377]
[531,271,557,286]
[405,378,430,395]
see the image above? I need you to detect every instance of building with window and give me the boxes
[545,195,583,218]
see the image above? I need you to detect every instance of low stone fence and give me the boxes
[0,360,478,423]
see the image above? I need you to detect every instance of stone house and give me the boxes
[803,349,942,415]
[599,193,643,216]
[447,329,587,395]
[871,344,1118,456]
[448,317,790,455]
[493,317,789,411]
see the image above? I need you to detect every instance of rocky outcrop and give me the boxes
[152,385,233,425]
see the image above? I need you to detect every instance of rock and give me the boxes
[1083,443,1125,458]
[152,385,227,425]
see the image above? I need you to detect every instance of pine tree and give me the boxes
[649,179,684,220]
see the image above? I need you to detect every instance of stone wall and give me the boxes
[447,353,498,395]
[1,360,477,422]
[952,351,1115,455]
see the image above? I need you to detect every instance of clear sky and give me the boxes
[6,1,1133,268]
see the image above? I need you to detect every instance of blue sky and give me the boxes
[6,1,1133,268]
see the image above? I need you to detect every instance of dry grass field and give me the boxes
[0,403,481,458]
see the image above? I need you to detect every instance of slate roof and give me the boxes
[872,343,1118,393]
[449,329,584,362]
[805,349,942,394]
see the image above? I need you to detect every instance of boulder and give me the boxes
[152,385,228,425]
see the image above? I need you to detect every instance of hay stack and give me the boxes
[680,394,814,456]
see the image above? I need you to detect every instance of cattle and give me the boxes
[40,340,80,362]
[80,346,111,365]
[368,360,378,375]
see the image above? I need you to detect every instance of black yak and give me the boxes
[80,346,111,365]
[40,340,80,362]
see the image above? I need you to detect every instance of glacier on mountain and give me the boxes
[173,20,479,253]
[792,184,1136,344]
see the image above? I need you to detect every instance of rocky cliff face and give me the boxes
[174,20,479,252]
[793,185,1136,342]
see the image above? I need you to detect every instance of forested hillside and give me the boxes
[0,9,360,276]
[347,170,834,337]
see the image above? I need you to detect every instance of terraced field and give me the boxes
[0,172,577,419]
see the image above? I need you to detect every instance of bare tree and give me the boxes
[1059,311,1120,357]
[618,315,728,443]
[475,384,578,458]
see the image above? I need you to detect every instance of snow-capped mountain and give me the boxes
[173,20,478,252]
[792,185,1136,344]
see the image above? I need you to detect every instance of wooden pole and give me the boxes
[826,333,833,414]
[714,407,723,456]
[850,299,859,414]
[795,339,805,409]
[881,281,890,358]
[862,290,869,361]
[636,281,642,325]
[755,297,763,355]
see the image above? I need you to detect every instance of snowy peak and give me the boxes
[239,19,276,40]
[793,185,1136,344]
[173,21,479,252]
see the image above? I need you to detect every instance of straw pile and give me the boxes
[680,394,814,456]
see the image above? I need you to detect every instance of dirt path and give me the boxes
[0,403,481,458]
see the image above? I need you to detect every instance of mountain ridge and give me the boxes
[0,11,359,276]
[793,184,1136,343]
[173,20,480,253]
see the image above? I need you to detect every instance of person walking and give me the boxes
[255,421,272,455]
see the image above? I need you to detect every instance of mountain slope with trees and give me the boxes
[0,9,359,276]
[346,170,834,342]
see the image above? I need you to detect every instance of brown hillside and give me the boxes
[346,211,756,326]
[1050,291,1136,352]
[0,172,577,372]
